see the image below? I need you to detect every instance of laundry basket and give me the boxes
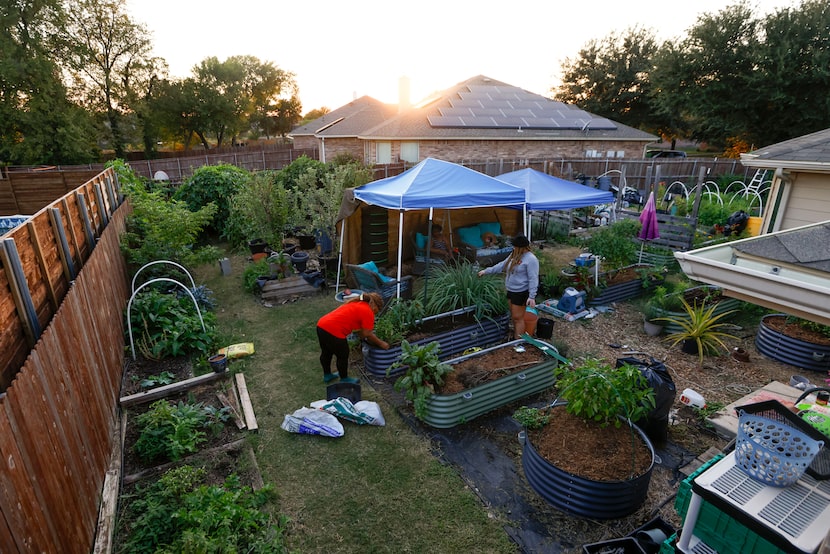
[735,399,830,480]
[734,409,824,487]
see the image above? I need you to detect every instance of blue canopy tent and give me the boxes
[496,168,615,240]
[336,158,528,298]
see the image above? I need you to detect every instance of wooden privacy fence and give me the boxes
[0,168,129,553]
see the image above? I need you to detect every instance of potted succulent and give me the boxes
[519,358,657,519]
[656,299,738,364]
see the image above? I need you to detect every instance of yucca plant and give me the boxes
[422,263,508,319]
[656,299,738,365]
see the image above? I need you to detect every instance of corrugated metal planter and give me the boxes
[363,307,510,377]
[523,408,655,519]
[756,314,830,372]
[421,339,559,429]
[589,264,661,306]
[651,285,741,335]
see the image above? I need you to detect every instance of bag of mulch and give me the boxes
[280,407,344,437]
[219,342,255,359]
[616,357,676,444]
[311,398,386,426]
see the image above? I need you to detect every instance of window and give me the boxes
[400,142,419,163]
[376,142,392,164]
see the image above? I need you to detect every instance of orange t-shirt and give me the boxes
[317,300,375,339]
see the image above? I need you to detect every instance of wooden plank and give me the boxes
[260,275,320,301]
[26,220,60,311]
[92,416,124,554]
[123,438,249,485]
[234,373,258,432]
[119,371,228,407]
[217,392,246,430]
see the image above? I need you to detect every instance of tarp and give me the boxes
[355,158,527,209]
[496,168,614,210]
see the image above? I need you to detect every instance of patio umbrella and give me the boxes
[638,192,660,263]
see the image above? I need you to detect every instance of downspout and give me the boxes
[320,137,326,163]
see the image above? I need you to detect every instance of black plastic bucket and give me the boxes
[536,318,554,339]
[327,382,361,403]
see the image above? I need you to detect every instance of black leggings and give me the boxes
[317,326,350,378]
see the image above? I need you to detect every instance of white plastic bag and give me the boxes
[280,407,344,437]
[311,398,385,426]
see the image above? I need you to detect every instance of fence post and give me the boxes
[1,238,42,346]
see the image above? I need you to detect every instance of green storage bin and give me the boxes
[692,498,787,554]
[675,454,724,519]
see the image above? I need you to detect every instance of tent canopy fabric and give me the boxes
[496,168,614,210]
[354,158,527,210]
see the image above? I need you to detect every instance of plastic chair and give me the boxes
[345,263,413,304]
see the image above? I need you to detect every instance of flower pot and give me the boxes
[208,353,227,373]
[363,307,510,377]
[523,408,655,519]
[290,251,309,272]
[298,235,316,250]
[248,238,267,255]
[681,338,699,355]
[421,339,559,428]
[643,319,663,337]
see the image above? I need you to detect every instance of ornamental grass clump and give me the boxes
[423,263,508,319]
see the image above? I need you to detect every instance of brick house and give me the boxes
[290,75,657,164]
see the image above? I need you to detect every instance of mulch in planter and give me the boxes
[763,315,830,346]
[528,409,652,481]
[438,345,546,394]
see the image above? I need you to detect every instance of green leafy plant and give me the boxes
[174,163,251,237]
[134,400,212,462]
[374,298,425,344]
[423,263,508,319]
[120,465,288,554]
[224,170,291,250]
[513,406,550,430]
[120,173,219,268]
[585,219,639,270]
[656,299,739,365]
[128,289,217,360]
[139,371,175,389]
[388,341,453,420]
[242,258,273,293]
[553,358,655,427]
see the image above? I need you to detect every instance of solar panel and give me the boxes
[430,84,618,130]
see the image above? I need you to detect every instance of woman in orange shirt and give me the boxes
[316,291,390,384]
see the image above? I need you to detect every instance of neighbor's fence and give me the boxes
[0,167,128,552]
[2,146,318,188]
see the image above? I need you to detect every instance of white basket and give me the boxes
[735,411,824,487]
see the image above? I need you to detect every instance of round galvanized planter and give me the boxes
[522,413,655,519]
[589,264,659,306]
[756,314,830,372]
[421,339,559,429]
[363,308,510,377]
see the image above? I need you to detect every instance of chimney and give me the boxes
[398,76,411,113]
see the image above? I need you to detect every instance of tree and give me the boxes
[553,27,664,133]
[57,0,155,158]
[0,0,98,164]
[650,2,761,148]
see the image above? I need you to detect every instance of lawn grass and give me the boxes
[193,250,518,553]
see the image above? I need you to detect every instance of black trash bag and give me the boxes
[723,210,749,236]
[615,357,676,444]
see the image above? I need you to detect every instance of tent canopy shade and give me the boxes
[496,168,614,210]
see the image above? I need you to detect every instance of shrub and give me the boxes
[174,164,251,236]
[224,170,291,251]
[586,220,639,269]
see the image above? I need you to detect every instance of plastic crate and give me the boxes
[658,533,676,554]
[689,497,787,554]
[675,454,725,519]
[735,399,830,480]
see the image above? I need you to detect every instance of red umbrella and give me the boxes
[638,192,660,263]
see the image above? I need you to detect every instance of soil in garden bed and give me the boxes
[764,314,830,345]
[122,381,248,477]
[121,355,194,396]
[405,312,489,342]
[439,345,547,394]
[528,409,652,481]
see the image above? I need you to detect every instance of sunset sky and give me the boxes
[127,0,794,113]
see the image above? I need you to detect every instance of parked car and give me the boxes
[645,150,687,159]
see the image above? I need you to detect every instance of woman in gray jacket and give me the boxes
[478,235,539,339]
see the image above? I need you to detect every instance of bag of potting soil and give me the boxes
[311,397,385,426]
[280,407,344,437]
[615,357,676,444]
[219,342,255,359]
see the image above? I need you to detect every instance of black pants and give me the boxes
[317,326,350,378]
